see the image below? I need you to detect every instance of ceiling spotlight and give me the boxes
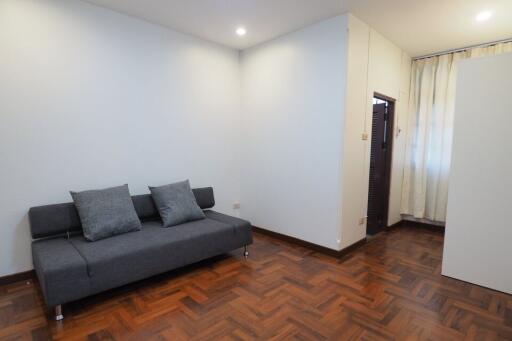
[476,10,492,22]
[236,27,247,36]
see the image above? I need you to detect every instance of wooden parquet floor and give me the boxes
[1,225,511,340]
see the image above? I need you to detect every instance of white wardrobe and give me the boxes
[442,52,512,294]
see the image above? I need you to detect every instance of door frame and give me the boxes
[368,92,395,234]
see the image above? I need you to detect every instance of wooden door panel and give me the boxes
[367,100,393,235]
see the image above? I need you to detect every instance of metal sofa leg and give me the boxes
[55,305,64,321]
[244,245,249,258]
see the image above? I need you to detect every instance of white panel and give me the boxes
[368,30,402,100]
[442,53,512,294]
[339,14,370,247]
[343,16,410,237]
[387,52,411,226]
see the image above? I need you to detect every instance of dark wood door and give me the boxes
[367,100,393,235]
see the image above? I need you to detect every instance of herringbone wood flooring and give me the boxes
[1,226,511,340]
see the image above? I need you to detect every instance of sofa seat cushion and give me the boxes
[32,238,91,306]
[204,210,252,234]
[204,210,251,229]
[69,217,251,293]
[204,210,252,253]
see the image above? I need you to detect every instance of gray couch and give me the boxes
[28,187,252,321]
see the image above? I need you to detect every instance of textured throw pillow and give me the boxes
[70,184,142,241]
[149,180,205,227]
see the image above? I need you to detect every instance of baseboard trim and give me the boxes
[402,220,445,232]
[0,270,35,286]
[441,274,511,296]
[252,226,366,258]
[388,220,445,233]
[387,220,404,229]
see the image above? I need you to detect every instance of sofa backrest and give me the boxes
[28,187,215,239]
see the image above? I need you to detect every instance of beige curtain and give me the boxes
[401,42,512,222]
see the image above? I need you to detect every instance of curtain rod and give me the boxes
[413,37,512,60]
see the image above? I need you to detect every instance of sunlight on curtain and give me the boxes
[401,42,512,222]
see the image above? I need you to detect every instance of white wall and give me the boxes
[240,16,348,250]
[339,15,370,248]
[341,15,411,247]
[0,0,241,276]
[442,53,512,294]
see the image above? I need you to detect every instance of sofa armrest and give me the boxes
[32,238,90,307]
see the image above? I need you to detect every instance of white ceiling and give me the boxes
[83,0,512,57]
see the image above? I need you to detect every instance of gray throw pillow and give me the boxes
[70,184,142,241]
[149,180,205,227]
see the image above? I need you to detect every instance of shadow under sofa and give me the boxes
[28,187,252,321]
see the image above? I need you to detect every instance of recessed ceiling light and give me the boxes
[476,10,493,22]
[236,27,247,36]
